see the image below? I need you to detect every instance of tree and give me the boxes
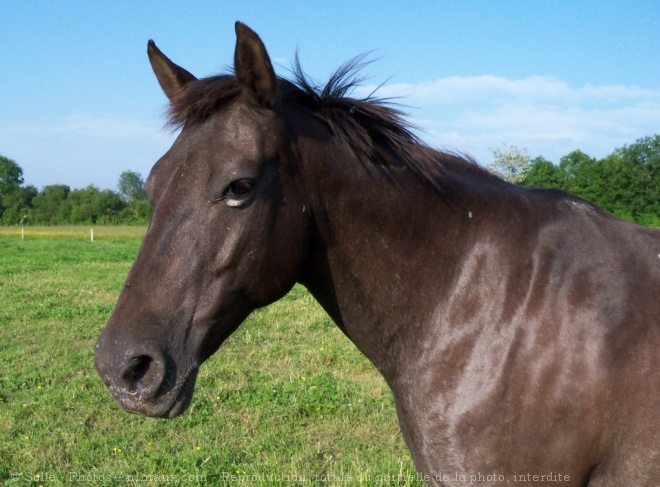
[519,156,564,189]
[489,145,530,184]
[548,142,659,226]
[558,150,602,203]
[0,155,26,220]
[116,170,151,224]
[69,186,125,224]
[0,155,24,197]
[1,185,37,225]
[31,185,72,224]
[606,135,660,226]
[117,170,147,202]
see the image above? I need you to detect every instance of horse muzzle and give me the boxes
[94,333,199,419]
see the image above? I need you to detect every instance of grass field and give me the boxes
[0,227,422,486]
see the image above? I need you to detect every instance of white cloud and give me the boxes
[361,75,659,106]
[357,75,660,165]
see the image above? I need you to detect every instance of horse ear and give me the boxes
[147,40,197,101]
[234,22,277,108]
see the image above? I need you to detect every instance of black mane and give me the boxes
[167,56,494,195]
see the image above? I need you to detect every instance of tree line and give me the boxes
[1,134,658,226]
[489,135,659,227]
[0,160,151,225]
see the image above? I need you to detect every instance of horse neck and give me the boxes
[295,133,492,378]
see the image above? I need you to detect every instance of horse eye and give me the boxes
[228,180,253,196]
[217,179,255,207]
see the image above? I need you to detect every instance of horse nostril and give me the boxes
[123,355,153,387]
[120,353,165,398]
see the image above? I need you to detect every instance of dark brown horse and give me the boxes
[95,22,659,486]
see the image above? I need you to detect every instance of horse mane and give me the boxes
[166,56,496,196]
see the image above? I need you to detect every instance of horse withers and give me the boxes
[95,22,659,486]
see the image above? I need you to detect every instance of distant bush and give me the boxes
[0,165,151,226]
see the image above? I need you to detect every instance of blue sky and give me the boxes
[1,1,658,190]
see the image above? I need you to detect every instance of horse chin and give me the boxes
[112,368,199,419]
[159,369,198,419]
[161,370,198,418]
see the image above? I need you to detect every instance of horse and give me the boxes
[95,22,659,486]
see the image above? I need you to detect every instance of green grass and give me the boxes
[0,230,421,486]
